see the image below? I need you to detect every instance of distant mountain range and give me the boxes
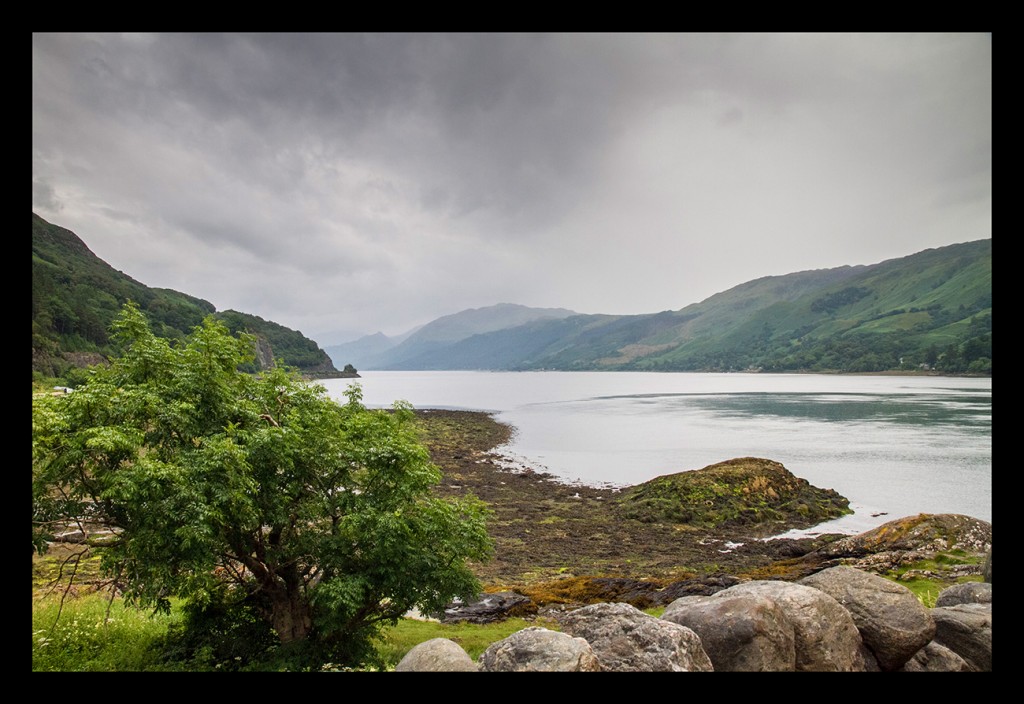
[33,210,990,380]
[328,240,991,375]
[32,213,345,381]
[325,303,577,370]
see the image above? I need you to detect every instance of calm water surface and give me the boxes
[317,371,991,536]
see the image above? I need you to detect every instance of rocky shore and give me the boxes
[414,409,991,610]
[398,567,992,671]
[415,409,833,587]
[405,409,993,671]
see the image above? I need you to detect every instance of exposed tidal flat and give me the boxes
[317,371,991,539]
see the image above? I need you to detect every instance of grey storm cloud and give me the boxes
[32,33,991,345]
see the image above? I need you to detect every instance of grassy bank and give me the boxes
[31,590,554,671]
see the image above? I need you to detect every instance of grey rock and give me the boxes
[983,547,991,583]
[662,593,795,671]
[812,514,992,559]
[935,581,992,607]
[858,642,882,672]
[899,641,972,672]
[718,580,866,671]
[394,638,479,672]
[479,627,601,672]
[558,602,713,672]
[440,591,536,624]
[931,603,992,672]
[799,565,934,671]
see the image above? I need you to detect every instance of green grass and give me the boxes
[375,616,560,668]
[33,543,986,670]
[31,589,555,671]
[32,593,185,672]
[880,549,985,608]
[33,577,983,670]
[887,574,984,608]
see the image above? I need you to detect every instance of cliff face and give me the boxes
[250,335,349,376]
[302,364,360,379]
[299,352,349,375]
[253,336,276,370]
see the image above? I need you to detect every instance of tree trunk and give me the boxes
[267,587,313,644]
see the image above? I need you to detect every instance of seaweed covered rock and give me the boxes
[613,457,851,533]
[513,574,742,612]
[805,514,992,576]
[814,514,991,558]
[438,591,537,624]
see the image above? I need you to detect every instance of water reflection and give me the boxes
[319,371,992,533]
[683,392,991,429]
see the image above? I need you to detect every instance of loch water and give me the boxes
[317,371,991,536]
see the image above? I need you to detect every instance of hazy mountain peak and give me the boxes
[406,303,578,344]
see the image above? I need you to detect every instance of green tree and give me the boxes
[32,303,493,667]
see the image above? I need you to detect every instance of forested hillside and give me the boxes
[368,240,991,375]
[32,213,341,382]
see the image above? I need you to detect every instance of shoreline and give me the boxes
[413,409,861,588]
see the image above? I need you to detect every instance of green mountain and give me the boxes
[358,303,577,370]
[32,213,343,382]
[371,240,991,374]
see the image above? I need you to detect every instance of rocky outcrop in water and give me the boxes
[614,457,852,533]
[758,513,992,582]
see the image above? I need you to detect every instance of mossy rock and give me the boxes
[613,457,851,532]
[814,513,992,558]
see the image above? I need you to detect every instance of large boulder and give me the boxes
[661,592,795,671]
[478,627,601,672]
[899,642,972,672]
[931,603,992,672]
[798,566,934,671]
[394,638,479,672]
[935,581,992,608]
[717,580,865,671]
[558,602,713,672]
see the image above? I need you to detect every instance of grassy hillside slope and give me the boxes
[32,213,339,381]
[411,240,991,374]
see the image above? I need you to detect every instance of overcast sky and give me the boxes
[32,33,991,346]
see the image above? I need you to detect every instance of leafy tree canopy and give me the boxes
[32,303,493,668]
